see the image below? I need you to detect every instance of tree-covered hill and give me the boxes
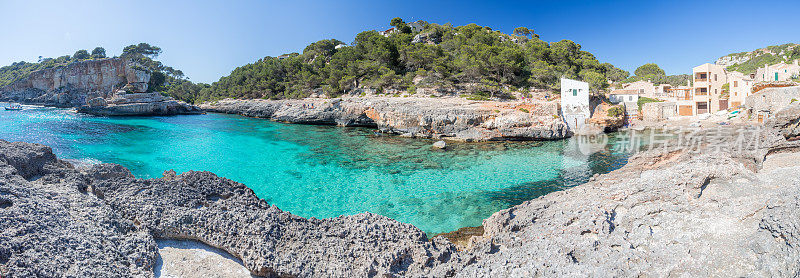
[194,18,629,102]
[717,43,800,74]
[1,19,631,104]
[0,43,207,103]
[0,47,109,87]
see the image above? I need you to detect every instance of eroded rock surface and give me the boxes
[0,140,458,277]
[4,107,800,277]
[202,97,569,141]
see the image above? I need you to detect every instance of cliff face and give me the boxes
[0,58,150,107]
[202,97,570,141]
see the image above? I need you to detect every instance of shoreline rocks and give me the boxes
[202,97,570,141]
[77,92,202,116]
[4,105,800,276]
[0,58,202,116]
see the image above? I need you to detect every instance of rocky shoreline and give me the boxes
[3,103,800,276]
[0,58,201,116]
[201,97,570,141]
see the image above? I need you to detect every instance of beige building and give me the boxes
[726,71,755,109]
[620,80,656,98]
[754,60,800,82]
[681,63,729,115]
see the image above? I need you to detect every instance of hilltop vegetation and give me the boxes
[0,47,108,87]
[0,43,207,102]
[621,63,690,87]
[2,19,631,103]
[718,43,800,74]
[194,18,629,102]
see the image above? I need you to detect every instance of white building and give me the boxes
[560,78,591,131]
[726,71,755,108]
[608,90,640,104]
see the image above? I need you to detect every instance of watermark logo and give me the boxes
[576,133,608,155]
[576,126,768,156]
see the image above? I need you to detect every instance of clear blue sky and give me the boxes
[1,0,798,83]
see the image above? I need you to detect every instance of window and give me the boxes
[714,74,717,81]
[734,81,738,87]
[629,96,634,102]
[639,89,644,94]
[572,89,577,96]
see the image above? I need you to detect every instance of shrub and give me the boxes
[607,105,624,117]
[637,96,661,111]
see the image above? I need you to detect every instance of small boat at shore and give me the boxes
[4,104,23,111]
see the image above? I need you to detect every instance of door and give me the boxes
[719,99,728,111]
[679,105,693,116]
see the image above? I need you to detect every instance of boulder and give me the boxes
[128,82,148,93]
[432,140,447,149]
[86,97,107,108]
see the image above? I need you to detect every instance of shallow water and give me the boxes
[0,105,647,234]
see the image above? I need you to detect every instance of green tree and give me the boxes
[91,47,106,58]
[634,63,665,77]
[122,43,162,59]
[72,50,90,60]
[513,27,532,37]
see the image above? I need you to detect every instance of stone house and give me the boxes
[754,60,800,82]
[609,90,640,116]
[621,80,656,99]
[560,78,591,131]
[609,90,639,104]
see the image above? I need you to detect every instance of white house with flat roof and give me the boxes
[560,78,590,131]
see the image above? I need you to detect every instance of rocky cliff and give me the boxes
[0,58,200,115]
[202,97,569,141]
[4,107,800,277]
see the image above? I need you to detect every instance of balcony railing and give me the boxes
[694,78,708,82]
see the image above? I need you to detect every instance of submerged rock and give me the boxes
[433,140,447,149]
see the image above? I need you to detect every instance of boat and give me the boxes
[4,104,22,111]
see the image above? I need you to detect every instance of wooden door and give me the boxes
[719,100,728,111]
[679,105,693,116]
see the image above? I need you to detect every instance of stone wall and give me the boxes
[745,86,800,113]
[642,102,677,122]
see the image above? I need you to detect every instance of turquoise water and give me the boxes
[0,105,643,234]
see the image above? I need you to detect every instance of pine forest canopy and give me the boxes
[1,18,633,104]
